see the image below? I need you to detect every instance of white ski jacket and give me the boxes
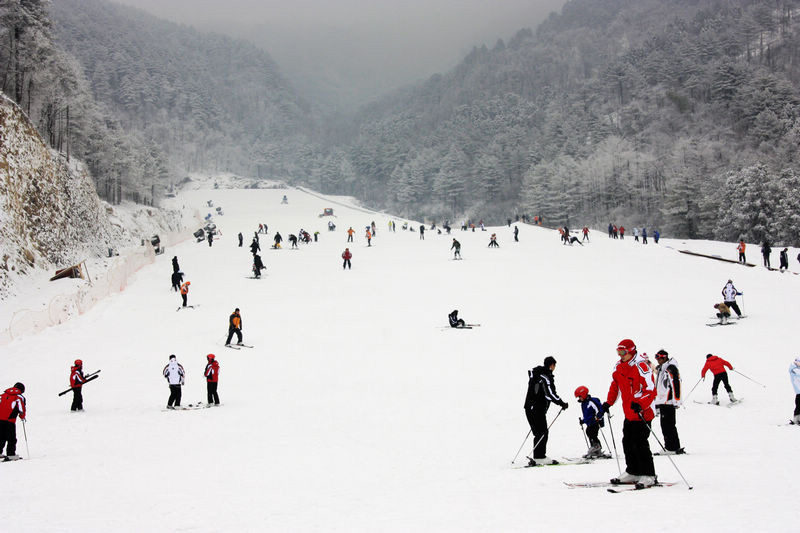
[163,360,185,386]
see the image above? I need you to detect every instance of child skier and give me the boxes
[204,354,220,406]
[574,386,606,458]
[70,359,86,411]
[0,382,26,461]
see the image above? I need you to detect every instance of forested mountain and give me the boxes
[329,0,800,244]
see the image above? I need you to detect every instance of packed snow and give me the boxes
[1,183,797,532]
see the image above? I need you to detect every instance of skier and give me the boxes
[780,248,789,271]
[342,248,352,270]
[172,256,180,273]
[0,382,26,461]
[281,195,288,204]
[790,357,800,424]
[171,270,183,292]
[607,223,613,238]
[347,227,354,242]
[762,240,772,268]
[288,234,298,248]
[225,308,243,346]
[252,254,264,278]
[419,225,425,240]
[514,226,519,242]
[600,339,657,487]
[204,354,220,406]
[524,356,569,466]
[713,303,732,324]
[582,226,589,242]
[619,226,625,239]
[70,359,86,412]
[737,240,746,263]
[488,233,499,247]
[568,235,584,246]
[654,349,684,454]
[653,229,660,243]
[642,227,648,244]
[448,310,466,328]
[180,281,191,308]
[574,386,606,458]
[721,280,743,318]
[250,238,260,255]
[365,228,372,247]
[273,232,283,249]
[207,232,213,247]
[163,355,185,409]
[701,354,736,405]
[238,232,243,247]
[371,221,377,236]
[633,227,639,242]
[451,238,462,259]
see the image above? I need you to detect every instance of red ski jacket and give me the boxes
[342,250,352,260]
[70,366,86,388]
[0,387,26,422]
[606,353,656,422]
[701,356,732,377]
[204,361,220,383]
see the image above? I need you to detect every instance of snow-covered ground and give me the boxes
[1,184,797,532]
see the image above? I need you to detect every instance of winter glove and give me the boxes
[560,401,569,410]
[601,402,611,413]
[578,417,584,425]
[630,402,642,414]
[737,292,743,296]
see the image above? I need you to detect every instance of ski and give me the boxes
[563,454,612,462]
[566,480,678,489]
[2,456,23,462]
[224,344,241,350]
[466,323,481,327]
[706,322,736,327]
[515,456,588,469]
[607,482,676,493]
[693,399,742,406]
[654,451,688,456]
[176,305,198,311]
[162,403,211,411]
[727,399,743,407]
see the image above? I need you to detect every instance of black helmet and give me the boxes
[14,382,25,393]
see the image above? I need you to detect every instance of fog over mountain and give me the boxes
[112,0,567,111]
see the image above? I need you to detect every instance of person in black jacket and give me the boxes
[523,356,569,466]
[250,238,260,255]
[448,310,466,328]
[225,308,243,346]
[171,271,184,292]
[172,256,180,273]
[252,254,264,278]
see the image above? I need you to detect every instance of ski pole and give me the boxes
[598,425,615,465]
[601,416,622,477]
[578,419,589,450]
[511,429,531,464]
[684,377,703,401]
[21,419,30,459]
[638,412,693,490]
[530,407,566,459]
[733,369,766,388]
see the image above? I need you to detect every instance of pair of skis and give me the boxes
[564,481,678,493]
[224,343,254,350]
[693,399,743,407]
[57,370,101,397]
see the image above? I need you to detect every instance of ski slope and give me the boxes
[1,184,797,532]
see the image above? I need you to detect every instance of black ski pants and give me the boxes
[226,327,242,345]
[207,382,220,405]
[658,405,681,452]
[168,385,182,407]
[181,294,188,307]
[586,424,600,447]
[0,420,17,456]
[526,407,549,459]
[71,387,83,411]
[739,252,746,263]
[794,394,800,416]
[343,259,351,269]
[711,372,733,395]
[622,418,655,476]
[724,300,742,317]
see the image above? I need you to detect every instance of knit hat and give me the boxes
[617,339,636,355]
[169,354,176,360]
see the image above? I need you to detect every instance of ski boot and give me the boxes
[636,475,657,488]
[793,414,800,425]
[728,392,737,403]
[583,444,602,459]
[712,394,719,405]
[611,471,638,484]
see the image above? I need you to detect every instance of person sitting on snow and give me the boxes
[713,302,731,325]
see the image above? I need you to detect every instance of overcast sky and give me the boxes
[113,0,567,110]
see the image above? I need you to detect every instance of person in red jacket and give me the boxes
[0,382,26,460]
[342,248,352,270]
[701,354,736,405]
[70,359,86,411]
[601,338,657,487]
[204,354,220,406]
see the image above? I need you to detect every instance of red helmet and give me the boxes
[574,386,589,400]
[617,339,637,356]
[74,359,83,367]
[207,353,215,360]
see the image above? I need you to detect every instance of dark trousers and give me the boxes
[658,405,681,451]
[168,385,182,407]
[711,372,732,395]
[526,407,548,459]
[763,254,770,267]
[794,394,800,416]
[724,300,742,317]
[343,259,351,269]
[71,387,83,411]
[739,252,746,263]
[226,328,242,345]
[586,424,600,447]
[0,420,17,456]
[347,235,353,242]
[207,382,220,405]
[622,419,655,476]
[181,294,187,307]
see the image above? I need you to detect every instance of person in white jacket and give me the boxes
[790,357,800,424]
[721,280,743,318]
[654,349,684,454]
[163,355,185,409]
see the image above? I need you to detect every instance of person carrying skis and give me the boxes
[780,248,789,271]
[448,310,466,328]
[163,355,185,409]
[342,248,352,270]
[737,240,746,263]
[204,354,220,406]
[713,303,732,324]
[451,239,461,259]
[524,356,569,466]
[701,354,736,405]
[574,386,605,459]
[790,357,800,425]
[721,280,743,318]
[654,349,684,454]
[0,383,26,461]
[600,338,657,487]
[225,308,243,346]
[180,281,191,307]
[70,359,86,412]
[171,270,183,292]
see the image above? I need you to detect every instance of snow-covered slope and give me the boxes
[0,184,797,532]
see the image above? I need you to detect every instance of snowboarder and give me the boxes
[762,240,772,268]
[342,248,352,270]
[273,232,282,249]
[514,226,519,242]
[654,349,684,454]
[0,382,26,461]
[180,281,191,307]
[70,359,86,412]
[204,354,220,406]
[172,256,180,273]
[701,354,736,405]
[171,270,183,292]
[600,339,657,487]
[225,308,243,346]
[250,238,260,255]
[451,239,461,259]
[347,227,354,242]
[288,234,298,248]
[238,233,243,247]
[252,254,264,278]
[780,248,789,271]
[737,240,746,264]
[524,356,568,466]
[488,233,499,247]
[721,280,743,318]
[163,355,185,409]
[448,310,466,328]
[574,386,605,458]
[713,303,732,324]
[790,357,800,425]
